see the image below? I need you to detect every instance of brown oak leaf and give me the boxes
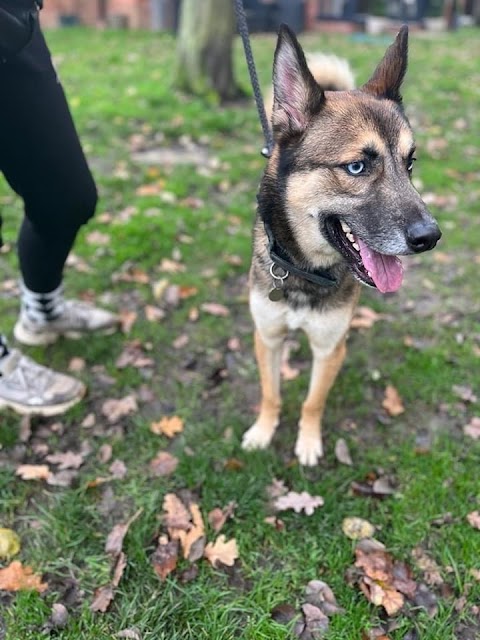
[0,561,48,593]
[274,491,324,516]
[204,535,238,568]
[150,416,184,438]
[382,385,405,417]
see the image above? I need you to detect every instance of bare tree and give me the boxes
[175,0,243,102]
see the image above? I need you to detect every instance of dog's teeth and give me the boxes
[346,232,355,243]
[340,221,351,234]
[352,242,360,251]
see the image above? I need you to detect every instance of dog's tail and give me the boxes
[305,53,355,91]
[264,53,355,120]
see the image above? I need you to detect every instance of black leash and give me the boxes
[233,0,274,159]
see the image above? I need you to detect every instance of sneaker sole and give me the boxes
[13,321,118,346]
[0,384,86,417]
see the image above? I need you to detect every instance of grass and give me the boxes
[0,25,479,640]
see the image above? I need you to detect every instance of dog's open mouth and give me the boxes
[325,218,404,293]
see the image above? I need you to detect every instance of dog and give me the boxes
[242,25,441,466]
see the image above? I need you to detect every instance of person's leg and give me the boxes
[0,25,118,344]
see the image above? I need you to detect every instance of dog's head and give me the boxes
[267,25,441,293]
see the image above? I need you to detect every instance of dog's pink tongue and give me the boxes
[357,238,404,293]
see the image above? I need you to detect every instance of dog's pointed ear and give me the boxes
[362,25,408,102]
[272,24,324,136]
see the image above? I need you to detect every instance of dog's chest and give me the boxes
[250,288,353,349]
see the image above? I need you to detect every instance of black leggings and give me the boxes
[0,22,97,293]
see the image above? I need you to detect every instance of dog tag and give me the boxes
[268,287,284,302]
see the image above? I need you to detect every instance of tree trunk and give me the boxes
[176,0,243,102]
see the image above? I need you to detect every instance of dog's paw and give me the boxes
[295,434,323,467]
[242,423,275,451]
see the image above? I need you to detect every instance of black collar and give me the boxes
[264,221,337,288]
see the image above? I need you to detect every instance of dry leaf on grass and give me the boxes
[411,547,443,586]
[304,580,345,616]
[204,535,238,568]
[173,503,206,562]
[15,464,51,481]
[151,535,179,581]
[274,491,324,516]
[68,357,86,372]
[382,385,405,417]
[0,561,48,593]
[466,511,480,530]
[463,417,480,440]
[334,438,353,466]
[45,451,85,470]
[149,451,179,477]
[150,416,184,438]
[350,306,383,329]
[200,302,230,317]
[144,304,165,322]
[105,509,143,556]
[163,493,191,531]
[0,528,21,559]
[207,502,236,533]
[342,517,375,540]
[101,395,138,423]
[91,552,127,612]
[352,542,418,617]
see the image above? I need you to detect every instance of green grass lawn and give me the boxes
[0,26,479,640]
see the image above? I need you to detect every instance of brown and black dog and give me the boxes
[242,25,441,466]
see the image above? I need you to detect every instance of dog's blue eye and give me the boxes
[346,161,365,175]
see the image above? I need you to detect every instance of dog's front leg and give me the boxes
[242,329,283,451]
[295,337,347,466]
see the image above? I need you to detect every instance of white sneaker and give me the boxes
[14,299,119,346]
[0,349,86,416]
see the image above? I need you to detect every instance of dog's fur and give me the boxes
[243,25,441,466]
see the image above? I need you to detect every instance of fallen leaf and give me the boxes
[463,417,480,440]
[342,517,375,540]
[163,494,191,531]
[274,491,324,516]
[81,413,96,429]
[0,528,21,558]
[101,395,138,423]
[15,464,51,481]
[466,511,480,530]
[119,310,138,334]
[46,470,79,487]
[109,460,128,479]
[301,602,329,637]
[86,230,110,246]
[207,502,236,533]
[68,357,86,372]
[452,384,477,403]
[334,438,353,466]
[266,478,289,500]
[411,547,443,586]
[200,302,230,317]
[45,451,85,470]
[152,535,179,581]
[150,416,184,438]
[350,306,383,329]
[144,305,165,322]
[149,451,179,477]
[90,584,114,613]
[174,503,205,562]
[0,561,48,593]
[304,580,345,616]
[105,509,143,556]
[382,385,405,417]
[204,535,238,567]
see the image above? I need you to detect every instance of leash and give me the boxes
[233,0,274,158]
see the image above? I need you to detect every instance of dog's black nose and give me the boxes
[406,221,442,253]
